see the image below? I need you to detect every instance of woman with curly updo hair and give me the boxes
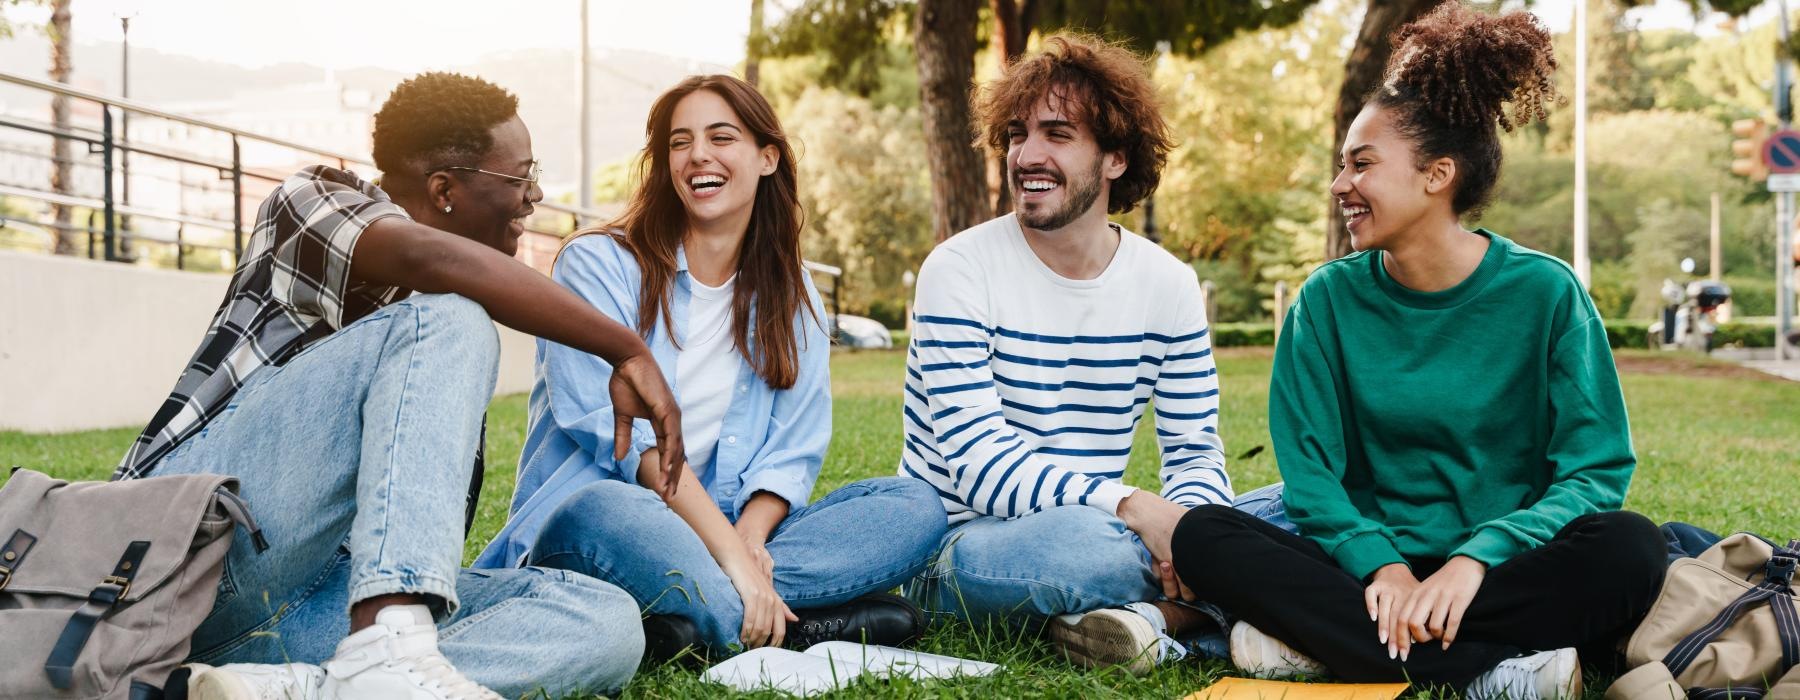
[1146,5,1667,697]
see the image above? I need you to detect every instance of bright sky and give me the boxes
[52,0,755,70]
[1528,0,1768,35]
[16,0,1770,72]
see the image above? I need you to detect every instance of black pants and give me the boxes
[1171,505,1667,689]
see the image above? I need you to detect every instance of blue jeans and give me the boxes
[527,476,948,650]
[905,488,1296,655]
[908,506,1162,625]
[1231,482,1298,534]
[154,294,643,696]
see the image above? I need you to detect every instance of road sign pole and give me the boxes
[1782,192,1796,361]
[1775,0,1793,361]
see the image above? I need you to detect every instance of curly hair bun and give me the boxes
[1383,3,1558,132]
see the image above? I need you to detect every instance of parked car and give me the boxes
[830,314,894,349]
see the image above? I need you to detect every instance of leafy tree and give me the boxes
[769,0,1320,243]
[1626,198,1709,317]
[1152,1,1358,320]
[785,88,936,316]
[1323,0,1767,260]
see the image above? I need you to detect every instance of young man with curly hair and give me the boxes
[125,73,687,700]
[899,33,1231,674]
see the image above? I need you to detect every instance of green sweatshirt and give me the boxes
[1271,230,1635,581]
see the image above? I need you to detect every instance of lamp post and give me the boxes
[578,0,592,227]
[902,270,916,338]
[1572,0,1590,287]
[116,11,137,259]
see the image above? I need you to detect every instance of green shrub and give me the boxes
[1587,262,1636,320]
[1214,322,1276,347]
[1720,275,1775,317]
[1601,319,1774,349]
[1605,320,1655,349]
[1713,321,1776,348]
[864,299,907,330]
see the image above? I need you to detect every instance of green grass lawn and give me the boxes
[4,348,1798,698]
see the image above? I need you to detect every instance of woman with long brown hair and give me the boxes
[476,75,945,657]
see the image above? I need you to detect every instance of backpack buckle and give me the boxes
[1767,553,1797,587]
[101,574,131,600]
[0,563,12,591]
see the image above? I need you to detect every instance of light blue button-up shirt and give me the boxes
[475,233,832,569]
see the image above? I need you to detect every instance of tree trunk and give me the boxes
[989,0,1037,216]
[48,0,75,256]
[916,0,989,242]
[1325,0,1442,260]
[745,0,765,86]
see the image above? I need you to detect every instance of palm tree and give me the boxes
[48,0,76,255]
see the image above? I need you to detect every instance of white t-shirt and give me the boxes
[677,273,739,481]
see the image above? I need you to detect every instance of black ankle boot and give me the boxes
[641,614,704,666]
[785,592,925,650]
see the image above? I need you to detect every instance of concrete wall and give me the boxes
[0,250,535,433]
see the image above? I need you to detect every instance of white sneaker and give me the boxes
[1465,648,1583,700]
[320,604,502,700]
[1229,621,1327,679]
[186,662,326,700]
[1046,602,1185,676]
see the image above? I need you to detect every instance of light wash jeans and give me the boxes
[526,476,948,650]
[153,294,643,697]
[1231,482,1298,534]
[905,485,1297,658]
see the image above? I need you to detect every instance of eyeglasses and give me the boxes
[434,161,542,186]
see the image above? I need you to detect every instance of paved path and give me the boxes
[1741,360,1800,382]
[1712,347,1800,382]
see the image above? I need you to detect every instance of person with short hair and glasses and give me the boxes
[133,72,685,700]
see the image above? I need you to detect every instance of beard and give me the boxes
[1014,159,1104,232]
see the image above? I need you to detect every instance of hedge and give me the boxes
[1213,322,1277,347]
[893,320,1774,350]
[1603,319,1775,349]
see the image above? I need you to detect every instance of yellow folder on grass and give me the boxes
[1183,677,1411,700]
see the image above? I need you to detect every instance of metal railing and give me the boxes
[0,69,845,321]
[0,69,607,272]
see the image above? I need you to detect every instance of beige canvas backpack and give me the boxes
[1607,533,1799,700]
[0,468,265,699]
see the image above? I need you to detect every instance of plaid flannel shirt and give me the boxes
[115,166,413,480]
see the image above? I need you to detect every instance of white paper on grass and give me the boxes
[701,642,1000,695]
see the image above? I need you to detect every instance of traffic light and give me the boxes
[1731,118,1770,181]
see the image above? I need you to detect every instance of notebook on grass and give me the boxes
[1183,677,1411,700]
[702,641,999,695]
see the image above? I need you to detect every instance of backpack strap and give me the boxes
[1689,688,1772,700]
[0,528,38,591]
[43,541,150,690]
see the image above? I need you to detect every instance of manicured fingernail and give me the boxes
[1442,642,1450,651]
[1379,630,1387,644]
[1388,644,1396,660]
[1400,648,1409,663]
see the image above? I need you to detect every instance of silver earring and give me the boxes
[443,205,452,214]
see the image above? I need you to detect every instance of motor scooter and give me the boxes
[1648,276,1732,353]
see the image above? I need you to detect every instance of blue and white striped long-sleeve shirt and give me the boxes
[898,214,1230,524]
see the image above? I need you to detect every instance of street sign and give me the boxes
[1764,129,1800,174]
[1770,173,1800,192]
